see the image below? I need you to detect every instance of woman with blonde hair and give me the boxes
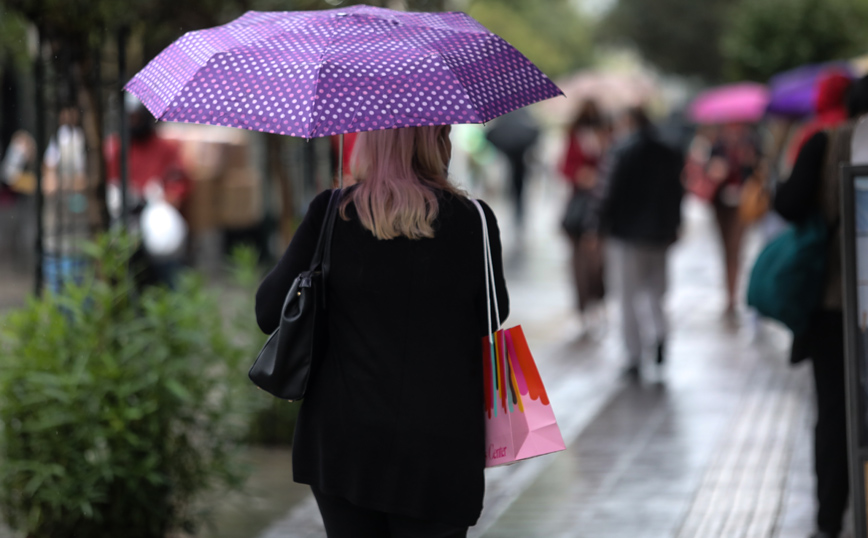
[255,125,509,537]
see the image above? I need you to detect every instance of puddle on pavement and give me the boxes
[198,447,310,538]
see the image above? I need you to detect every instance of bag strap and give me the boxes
[471,199,500,337]
[308,189,342,310]
[309,189,342,273]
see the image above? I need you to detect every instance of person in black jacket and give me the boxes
[774,74,868,538]
[599,107,684,376]
[255,125,509,538]
[485,108,539,230]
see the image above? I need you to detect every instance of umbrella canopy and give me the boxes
[535,69,658,125]
[485,108,539,155]
[766,62,854,118]
[125,5,563,139]
[688,82,770,124]
[559,70,656,113]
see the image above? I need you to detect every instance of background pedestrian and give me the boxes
[599,106,684,376]
[485,108,540,233]
[774,74,868,538]
[559,100,610,335]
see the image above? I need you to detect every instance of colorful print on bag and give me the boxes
[483,325,566,467]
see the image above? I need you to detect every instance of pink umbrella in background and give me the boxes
[689,82,770,124]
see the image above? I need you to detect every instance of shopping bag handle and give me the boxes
[471,199,500,337]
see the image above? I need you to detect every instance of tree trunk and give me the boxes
[75,48,109,234]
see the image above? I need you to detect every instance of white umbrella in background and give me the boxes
[538,70,658,125]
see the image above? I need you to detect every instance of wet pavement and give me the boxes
[0,172,836,538]
[476,180,827,538]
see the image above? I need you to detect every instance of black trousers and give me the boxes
[311,486,469,538]
[507,153,527,226]
[809,312,850,535]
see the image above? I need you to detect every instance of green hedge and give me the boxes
[0,233,255,537]
[225,245,302,447]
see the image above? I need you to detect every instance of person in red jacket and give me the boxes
[559,100,609,335]
[775,74,868,538]
[786,69,852,168]
[104,98,192,212]
[104,97,192,287]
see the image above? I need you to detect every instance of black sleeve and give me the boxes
[774,132,827,223]
[669,148,686,231]
[255,190,333,334]
[479,200,510,335]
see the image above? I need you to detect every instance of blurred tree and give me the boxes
[0,7,31,72]
[0,6,33,148]
[3,0,142,231]
[466,0,593,78]
[2,0,263,234]
[1,0,533,245]
[602,0,736,83]
[721,0,868,81]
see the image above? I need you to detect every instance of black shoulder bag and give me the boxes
[249,189,342,400]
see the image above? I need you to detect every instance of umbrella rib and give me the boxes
[305,16,345,138]
[131,15,299,119]
[174,13,331,136]
[425,43,484,125]
[342,95,366,136]
[306,65,326,139]
[314,17,485,134]
[388,21,486,126]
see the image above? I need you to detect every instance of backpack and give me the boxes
[746,214,829,334]
[747,124,852,334]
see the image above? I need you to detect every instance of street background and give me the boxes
[3,0,868,536]
[0,160,823,537]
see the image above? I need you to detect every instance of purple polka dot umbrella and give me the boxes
[124,4,564,139]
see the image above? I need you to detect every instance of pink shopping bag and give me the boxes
[483,325,566,467]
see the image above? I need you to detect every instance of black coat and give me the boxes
[774,130,844,364]
[599,129,684,246]
[774,131,827,222]
[255,188,509,526]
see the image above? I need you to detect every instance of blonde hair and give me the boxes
[341,125,459,240]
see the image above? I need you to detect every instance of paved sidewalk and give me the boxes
[477,182,825,538]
